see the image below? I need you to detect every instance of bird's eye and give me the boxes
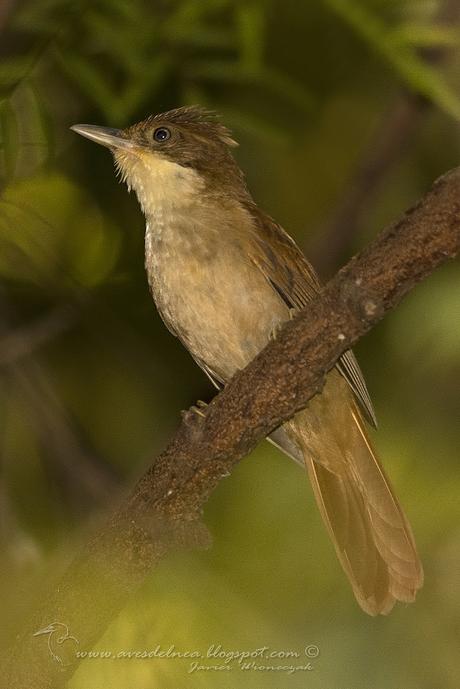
[153,127,171,143]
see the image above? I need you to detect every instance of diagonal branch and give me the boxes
[1,167,459,689]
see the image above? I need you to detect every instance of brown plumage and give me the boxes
[71,106,423,614]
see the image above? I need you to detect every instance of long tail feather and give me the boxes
[281,371,423,615]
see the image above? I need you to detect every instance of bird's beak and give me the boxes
[33,624,54,636]
[70,124,134,150]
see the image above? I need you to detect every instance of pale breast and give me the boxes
[144,204,288,382]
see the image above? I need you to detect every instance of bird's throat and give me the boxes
[115,149,205,217]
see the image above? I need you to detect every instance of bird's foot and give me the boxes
[269,310,296,341]
[188,399,208,418]
[269,322,282,341]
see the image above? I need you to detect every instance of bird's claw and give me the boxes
[183,399,208,420]
[269,323,282,341]
[269,310,297,341]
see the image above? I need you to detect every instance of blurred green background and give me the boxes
[0,0,459,687]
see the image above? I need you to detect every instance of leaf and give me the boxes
[0,57,36,89]
[0,173,121,289]
[164,24,236,50]
[165,0,232,29]
[388,24,460,50]
[220,107,292,145]
[258,67,314,114]
[10,0,73,35]
[0,100,19,180]
[236,2,266,71]
[114,57,171,123]
[0,82,52,182]
[81,8,159,75]
[66,206,122,288]
[54,49,119,121]
[187,59,314,113]
[97,0,145,22]
[323,0,460,121]
[186,59,257,82]
[388,49,460,120]
[29,84,55,160]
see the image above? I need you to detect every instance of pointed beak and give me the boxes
[70,124,134,150]
[33,624,54,636]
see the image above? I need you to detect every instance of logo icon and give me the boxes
[33,622,79,666]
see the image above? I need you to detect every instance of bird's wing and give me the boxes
[190,353,224,390]
[245,202,377,427]
[336,350,377,427]
[153,304,227,392]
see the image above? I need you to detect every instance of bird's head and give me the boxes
[71,106,247,215]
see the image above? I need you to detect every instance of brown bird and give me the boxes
[71,106,423,615]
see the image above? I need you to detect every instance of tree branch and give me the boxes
[1,168,459,689]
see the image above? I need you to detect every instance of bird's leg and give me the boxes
[269,308,296,341]
[187,399,208,418]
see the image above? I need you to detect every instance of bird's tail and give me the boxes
[283,373,423,615]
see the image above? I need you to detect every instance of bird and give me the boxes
[33,622,79,665]
[71,105,423,615]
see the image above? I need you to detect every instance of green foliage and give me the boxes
[0,100,19,179]
[0,82,52,182]
[390,23,460,49]
[0,3,459,689]
[323,0,460,119]
[0,173,121,289]
[0,0,318,181]
[2,0,459,186]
